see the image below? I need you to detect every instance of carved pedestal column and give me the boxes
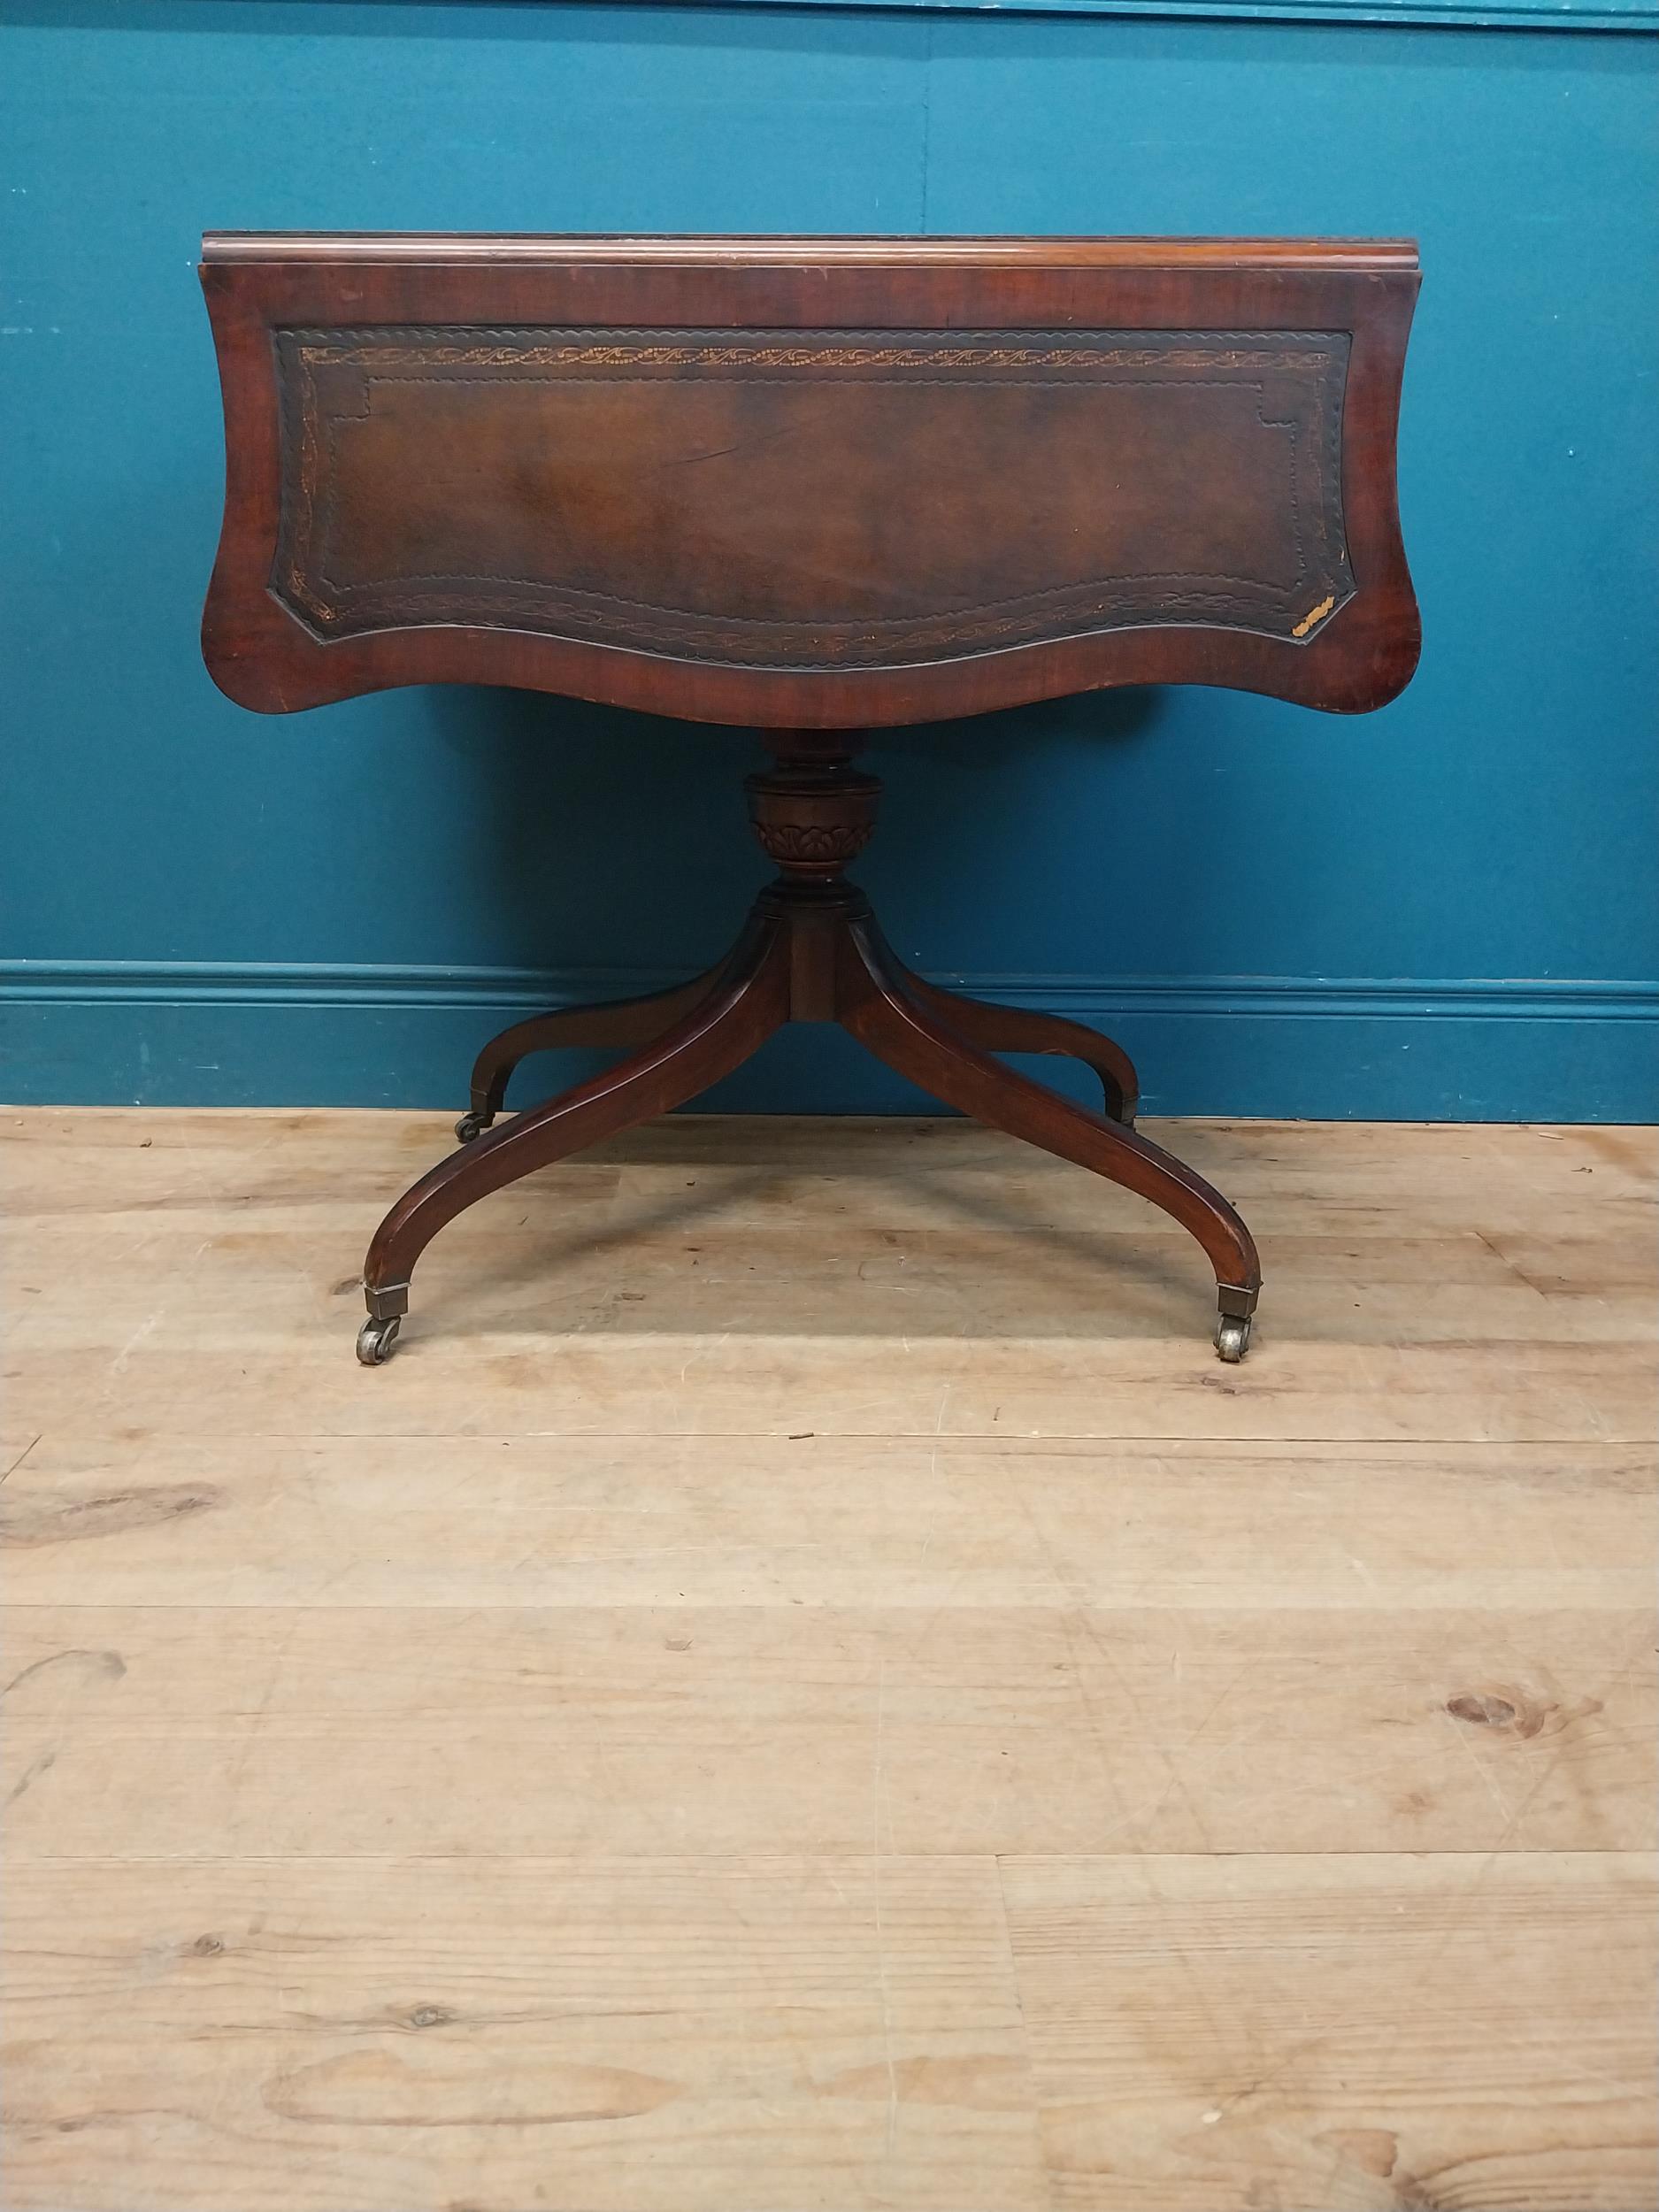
[744,734,881,885]
[744,736,882,1019]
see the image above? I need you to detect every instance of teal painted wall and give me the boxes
[2,0,1655,1118]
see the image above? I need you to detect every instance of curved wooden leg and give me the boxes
[460,967,724,1138]
[357,916,789,1360]
[856,919,1138,1124]
[837,918,1260,1357]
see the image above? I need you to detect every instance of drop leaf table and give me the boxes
[199,233,1420,1364]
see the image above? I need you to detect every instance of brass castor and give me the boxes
[356,1314,402,1365]
[455,1110,492,1144]
[1214,1312,1252,1363]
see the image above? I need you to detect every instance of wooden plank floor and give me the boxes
[2,1108,1655,2212]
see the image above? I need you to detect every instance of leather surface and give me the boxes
[273,325,1354,666]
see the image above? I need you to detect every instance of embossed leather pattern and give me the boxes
[272,325,1354,667]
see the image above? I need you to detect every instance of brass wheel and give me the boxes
[356,1314,402,1365]
[1214,1314,1251,1363]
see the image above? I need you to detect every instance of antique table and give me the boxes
[199,233,1420,1364]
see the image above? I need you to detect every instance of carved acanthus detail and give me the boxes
[745,755,881,881]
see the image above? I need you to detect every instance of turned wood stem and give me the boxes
[745,731,881,887]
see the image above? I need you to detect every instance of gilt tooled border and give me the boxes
[273,326,1354,662]
[291,328,1342,372]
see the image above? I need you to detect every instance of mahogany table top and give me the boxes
[200,232,1419,729]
